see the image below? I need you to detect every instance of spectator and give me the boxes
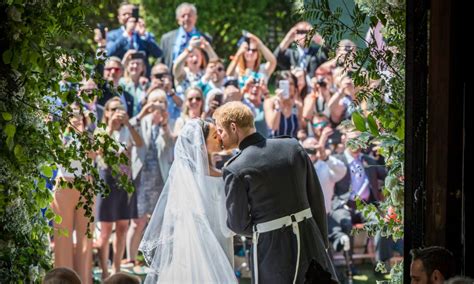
[274,21,328,76]
[43,267,81,284]
[291,67,310,103]
[173,87,204,136]
[148,63,183,130]
[95,97,143,279]
[329,130,389,278]
[302,130,347,214]
[240,77,269,137]
[327,68,356,125]
[226,31,276,87]
[311,113,331,140]
[303,65,335,124]
[325,39,358,71]
[222,79,242,103]
[97,57,135,120]
[51,103,95,284]
[119,50,149,116]
[159,2,211,69]
[410,246,456,284]
[105,3,162,72]
[203,88,224,119]
[195,58,227,97]
[264,71,303,138]
[125,90,174,273]
[173,36,218,99]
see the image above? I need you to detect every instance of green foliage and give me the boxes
[1,1,132,282]
[140,0,295,62]
[301,0,405,281]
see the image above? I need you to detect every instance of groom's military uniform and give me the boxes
[223,133,336,284]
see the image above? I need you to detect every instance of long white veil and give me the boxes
[139,119,237,284]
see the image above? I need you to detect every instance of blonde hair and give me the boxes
[182,87,204,118]
[147,89,168,108]
[213,101,254,130]
[237,42,261,77]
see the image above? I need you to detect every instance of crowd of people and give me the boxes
[49,1,403,283]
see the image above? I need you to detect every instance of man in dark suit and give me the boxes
[330,131,394,276]
[104,3,162,76]
[159,2,211,70]
[96,57,134,121]
[213,102,337,284]
[274,21,328,77]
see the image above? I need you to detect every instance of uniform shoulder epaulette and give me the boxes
[223,151,241,168]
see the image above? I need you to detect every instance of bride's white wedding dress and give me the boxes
[139,120,237,284]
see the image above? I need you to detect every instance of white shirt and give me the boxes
[314,156,347,213]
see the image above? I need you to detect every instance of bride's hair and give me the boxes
[196,118,214,140]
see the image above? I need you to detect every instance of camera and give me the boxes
[132,7,139,20]
[316,78,327,88]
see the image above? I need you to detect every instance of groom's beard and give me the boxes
[222,132,239,150]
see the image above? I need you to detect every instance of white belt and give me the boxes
[252,208,312,284]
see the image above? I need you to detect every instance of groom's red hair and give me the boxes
[213,101,254,130]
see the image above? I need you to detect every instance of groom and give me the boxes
[213,102,337,284]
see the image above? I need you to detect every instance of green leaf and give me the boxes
[54,214,62,224]
[45,209,54,220]
[40,165,53,178]
[3,123,16,138]
[14,144,26,162]
[1,112,13,121]
[2,49,12,64]
[352,111,367,132]
[367,114,379,136]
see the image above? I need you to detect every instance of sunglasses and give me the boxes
[105,67,121,72]
[246,48,258,53]
[153,73,169,80]
[188,97,202,102]
[296,29,310,34]
[109,106,125,112]
[312,121,329,128]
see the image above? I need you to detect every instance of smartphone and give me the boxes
[214,93,223,104]
[279,80,290,99]
[132,7,139,20]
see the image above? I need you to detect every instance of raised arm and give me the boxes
[264,93,282,131]
[226,41,248,77]
[247,33,277,77]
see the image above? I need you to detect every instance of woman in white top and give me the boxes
[172,36,218,98]
[51,103,96,284]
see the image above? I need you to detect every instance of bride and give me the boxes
[139,119,238,283]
